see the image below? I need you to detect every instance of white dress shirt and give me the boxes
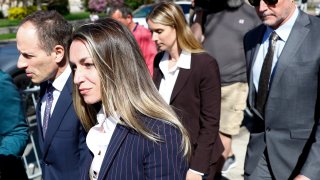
[87,108,118,180]
[40,65,71,125]
[253,7,299,92]
[158,50,191,103]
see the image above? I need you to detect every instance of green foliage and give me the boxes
[0,12,95,28]
[83,0,90,11]
[0,19,21,28]
[8,6,38,20]
[64,12,90,20]
[0,33,16,41]
[125,0,144,10]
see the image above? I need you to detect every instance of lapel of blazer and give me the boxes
[153,52,165,89]
[153,66,162,89]
[170,67,192,103]
[43,75,73,157]
[36,82,48,146]
[269,11,310,92]
[247,25,266,120]
[170,53,194,103]
[98,124,129,180]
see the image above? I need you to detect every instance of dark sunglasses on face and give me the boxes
[248,0,278,6]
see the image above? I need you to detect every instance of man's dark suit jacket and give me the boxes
[81,116,188,180]
[153,52,224,177]
[244,10,320,179]
[36,75,87,179]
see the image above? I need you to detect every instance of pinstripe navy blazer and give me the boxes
[81,115,188,180]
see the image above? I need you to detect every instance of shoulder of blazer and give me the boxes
[191,52,215,62]
[190,52,219,70]
[138,114,178,135]
[244,24,266,51]
[301,11,320,29]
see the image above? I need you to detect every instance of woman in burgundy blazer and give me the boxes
[148,2,223,179]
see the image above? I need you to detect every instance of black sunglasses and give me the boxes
[248,0,278,6]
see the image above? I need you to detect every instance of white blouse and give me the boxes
[86,108,118,179]
[158,50,191,103]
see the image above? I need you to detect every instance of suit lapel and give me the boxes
[43,76,73,157]
[269,12,310,92]
[248,26,265,118]
[153,68,162,89]
[153,52,165,89]
[170,68,192,103]
[98,124,129,179]
[36,82,50,145]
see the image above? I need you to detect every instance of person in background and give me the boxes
[69,18,191,180]
[299,0,308,12]
[108,4,157,76]
[244,0,320,179]
[0,70,29,180]
[189,0,196,25]
[191,0,261,176]
[147,2,223,179]
[16,10,87,180]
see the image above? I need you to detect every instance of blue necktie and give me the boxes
[43,83,54,137]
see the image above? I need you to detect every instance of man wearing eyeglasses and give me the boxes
[244,0,320,180]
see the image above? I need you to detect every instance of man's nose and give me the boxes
[17,55,27,69]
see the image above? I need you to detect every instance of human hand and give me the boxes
[294,174,310,180]
[186,170,202,180]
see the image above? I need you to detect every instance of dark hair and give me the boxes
[19,10,73,55]
[108,4,133,18]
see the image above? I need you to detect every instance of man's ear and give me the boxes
[53,45,65,63]
[127,14,133,23]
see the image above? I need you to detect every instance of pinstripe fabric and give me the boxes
[82,115,188,180]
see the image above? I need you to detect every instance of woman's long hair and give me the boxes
[147,2,204,53]
[71,18,191,157]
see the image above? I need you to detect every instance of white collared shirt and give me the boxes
[253,7,299,92]
[158,50,191,103]
[40,65,71,125]
[87,108,118,180]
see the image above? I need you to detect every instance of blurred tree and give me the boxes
[125,0,142,9]
[84,0,152,14]
[125,0,153,10]
[107,0,123,6]
[88,0,107,12]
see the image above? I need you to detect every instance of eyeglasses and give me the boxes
[248,0,278,6]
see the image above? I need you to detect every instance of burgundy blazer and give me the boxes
[153,52,224,175]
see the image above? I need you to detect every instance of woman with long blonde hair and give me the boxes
[147,2,223,179]
[69,18,191,179]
